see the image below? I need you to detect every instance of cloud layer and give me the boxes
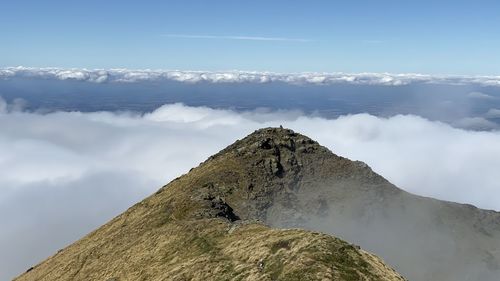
[2,66,500,86]
[1,101,500,279]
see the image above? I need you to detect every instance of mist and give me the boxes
[267,179,500,281]
[1,100,500,279]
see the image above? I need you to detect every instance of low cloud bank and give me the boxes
[1,101,500,279]
[2,66,500,86]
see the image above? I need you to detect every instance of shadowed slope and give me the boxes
[197,127,500,281]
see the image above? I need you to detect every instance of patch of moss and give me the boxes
[270,240,291,253]
[280,267,320,281]
[264,255,285,280]
[195,236,216,254]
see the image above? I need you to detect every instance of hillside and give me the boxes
[15,127,500,280]
[15,128,406,281]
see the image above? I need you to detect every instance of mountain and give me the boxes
[15,127,500,280]
[14,128,406,281]
[205,127,500,281]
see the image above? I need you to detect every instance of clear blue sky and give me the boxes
[1,0,499,75]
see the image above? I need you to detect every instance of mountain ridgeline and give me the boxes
[16,128,500,281]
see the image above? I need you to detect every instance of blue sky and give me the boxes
[1,0,499,74]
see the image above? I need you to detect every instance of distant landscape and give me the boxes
[2,68,500,130]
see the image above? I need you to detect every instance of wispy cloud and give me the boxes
[161,34,312,42]
[467,91,497,100]
[362,39,385,44]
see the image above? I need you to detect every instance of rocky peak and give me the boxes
[222,127,321,155]
[13,128,410,281]
[190,127,372,223]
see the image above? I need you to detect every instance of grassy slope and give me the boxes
[15,128,406,281]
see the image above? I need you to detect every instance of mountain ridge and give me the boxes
[15,127,500,281]
[14,127,407,281]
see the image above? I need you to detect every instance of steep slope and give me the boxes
[191,127,500,281]
[15,128,406,281]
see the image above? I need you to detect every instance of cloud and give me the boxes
[161,34,312,42]
[485,108,500,118]
[1,102,500,279]
[467,91,497,99]
[454,117,499,130]
[0,96,26,113]
[2,66,500,86]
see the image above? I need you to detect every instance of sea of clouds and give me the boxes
[1,98,500,279]
[2,66,500,86]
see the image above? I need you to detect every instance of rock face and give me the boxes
[14,127,500,281]
[14,128,406,281]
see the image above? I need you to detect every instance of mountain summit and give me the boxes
[14,128,405,281]
[15,128,500,281]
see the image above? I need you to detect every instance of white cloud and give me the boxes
[454,117,499,130]
[485,108,500,118]
[0,97,6,113]
[0,96,26,114]
[1,102,500,279]
[2,66,500,86]
[467,91,496,99]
